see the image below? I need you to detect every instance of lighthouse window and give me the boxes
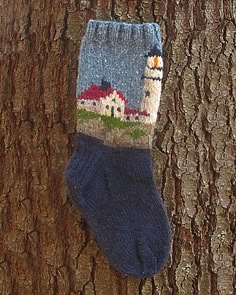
[135,116,139,121]
[106,105,109,109]
[93,102,96,106]
[81,101,84,104]
[126,116,130,121]
[117,107,121,112]
[145,90,150,97]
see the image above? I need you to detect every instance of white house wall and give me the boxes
[77,99,102,114]
[139,115,151,124]
[100,92,125,118]
[123,113,150,123]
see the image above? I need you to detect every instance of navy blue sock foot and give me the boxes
[103,146,171,277]
[64,134,171,278]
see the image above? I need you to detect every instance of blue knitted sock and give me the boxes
[64,133,171,277]
[64,20,171,277]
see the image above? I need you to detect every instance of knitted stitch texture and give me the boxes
[64,133,171,278]
[64,20,171,278]
[76,20,163,149]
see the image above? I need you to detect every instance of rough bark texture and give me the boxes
[0,1,235,295]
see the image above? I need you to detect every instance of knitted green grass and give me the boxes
[127,129,146,140]
[101,115,139,129]
[77,109,100,120]
[78,109,140,130]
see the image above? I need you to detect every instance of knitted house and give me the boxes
[124,108,150,124]
[77,80,151,123]
[77,80,127,119]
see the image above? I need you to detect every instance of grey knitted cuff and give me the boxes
[84,20,162,52]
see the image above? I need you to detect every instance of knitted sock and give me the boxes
[64,20,171,277]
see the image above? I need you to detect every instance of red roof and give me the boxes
[77,84,128,103]
[138,110,150,116]
[124,108,138,115]
[124,108,150,116]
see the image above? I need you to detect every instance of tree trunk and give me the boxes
[0,1,235,294]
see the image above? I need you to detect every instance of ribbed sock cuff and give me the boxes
[83,20,162,52]
[67,133,105,189]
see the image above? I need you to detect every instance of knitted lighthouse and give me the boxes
[140,44,163,124]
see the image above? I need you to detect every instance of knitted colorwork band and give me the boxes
[76,20,163,148]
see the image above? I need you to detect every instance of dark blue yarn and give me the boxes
[64,133,171,278]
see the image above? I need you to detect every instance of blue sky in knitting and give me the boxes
[76,21,162,109]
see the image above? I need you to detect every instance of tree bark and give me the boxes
[0,1,235,294]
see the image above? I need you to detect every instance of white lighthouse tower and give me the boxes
[140,44,163,124]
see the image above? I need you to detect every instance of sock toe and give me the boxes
[136,240,157,277]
